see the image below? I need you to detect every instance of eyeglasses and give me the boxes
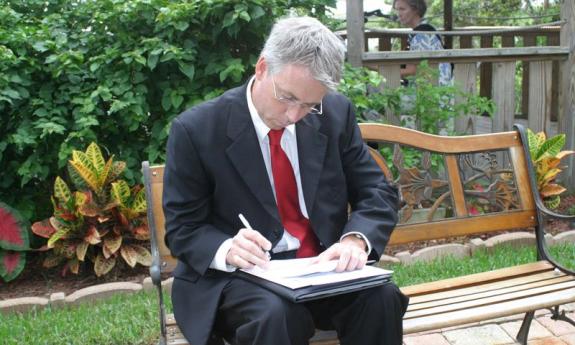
[271,76,323,115]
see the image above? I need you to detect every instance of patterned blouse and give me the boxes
[408,20,452,86]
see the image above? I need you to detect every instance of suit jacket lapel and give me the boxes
[296,115,327,219]
[225,87,280,223]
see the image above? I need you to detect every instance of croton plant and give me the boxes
[0,202,30,282]
[31,142,151,277]
[527,129,575,209]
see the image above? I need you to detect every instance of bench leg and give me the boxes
[550,305,575,327]
[516,311,534,345]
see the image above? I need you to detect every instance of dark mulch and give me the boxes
[0,255,149,300]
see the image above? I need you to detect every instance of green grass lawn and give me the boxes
[1,243,573,345]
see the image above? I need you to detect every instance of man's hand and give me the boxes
[226,228,272,269]
[314,235,368,272]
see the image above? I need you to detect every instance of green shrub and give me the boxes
[0,0,335,221]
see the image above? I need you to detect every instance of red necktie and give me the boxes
[268,129,320,258]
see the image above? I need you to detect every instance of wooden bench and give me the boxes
[142,123,575,345]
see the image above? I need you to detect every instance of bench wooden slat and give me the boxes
[404,287,575,334]
[408,275,574,312]
[444,155,468,217]
[405,279,575,319]
[390,211,538,245]
[359,124,522,153]
[509,146,537,211]
[400,261,554,296]
[408,270,568,305]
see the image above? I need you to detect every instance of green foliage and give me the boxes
[0,0,335,222]
[0,202,30,282]
[31,143,151,277]
[425,0,560,27]
[398,61,495,135]
[337,63,400,122]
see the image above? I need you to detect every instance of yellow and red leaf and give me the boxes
[54,176,72,204]
[84,226,101,245]
[120,245,138,268]
[31,219,56,239]
[540,184,566,198]
[111,180,131,207]
[69,154,100,192]
[104,234,122,255]
[76,241,89,261]
[67,258,80,275]
[85,142,106,175]
[47,227,70,248]
[133,225,150,240]
[131,244,152,266]
[131,188,147,214]
[94,253,116,277]
[102,244,113,259]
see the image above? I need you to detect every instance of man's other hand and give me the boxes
[315,236,368,272]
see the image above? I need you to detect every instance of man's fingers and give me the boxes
[323,242,368,272]
[229,229,270,268]
[336,247,351,272]
[239,228,272,253]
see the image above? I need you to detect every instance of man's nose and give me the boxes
[286,106,308,123]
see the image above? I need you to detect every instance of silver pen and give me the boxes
[238,213,271,260]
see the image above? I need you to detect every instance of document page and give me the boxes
[240,257,392,289]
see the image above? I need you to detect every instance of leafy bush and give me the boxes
[398,61,495,135]
[337,63,400,122]
[31,143,150,277]
[527,129,575,209]
[0,0,336,222]
[0,202,30,282]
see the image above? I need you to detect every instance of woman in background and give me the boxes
[393,0,452,86]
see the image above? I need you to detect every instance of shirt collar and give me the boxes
[246,76,296,143]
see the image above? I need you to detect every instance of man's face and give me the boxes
[394,0,420,28]
[252,58,327,130]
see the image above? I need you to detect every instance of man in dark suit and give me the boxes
[163,16,408,345]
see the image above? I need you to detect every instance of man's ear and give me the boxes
[254,56,267,80]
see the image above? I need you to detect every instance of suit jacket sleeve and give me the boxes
[337,98,399,259]
[162,116,231,277]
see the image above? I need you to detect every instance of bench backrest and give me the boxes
[360,123,538,245]
[143,123,539,274]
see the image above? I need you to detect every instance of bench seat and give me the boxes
[161,261,574,344]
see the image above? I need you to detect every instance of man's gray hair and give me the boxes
[261,16,346,91]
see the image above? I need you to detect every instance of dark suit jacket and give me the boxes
[163,81,399,345]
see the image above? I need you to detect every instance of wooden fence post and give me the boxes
[346,0,364,67]
[559,0,575,191]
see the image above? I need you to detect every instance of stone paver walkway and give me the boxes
[404,304,575,345]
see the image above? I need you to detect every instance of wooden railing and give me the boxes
[361,47,569,137]
[342,0,574,189]
[341,26,563,120]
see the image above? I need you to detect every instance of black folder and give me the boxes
[235,270,392,303]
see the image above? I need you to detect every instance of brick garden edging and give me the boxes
[2,230,574,315]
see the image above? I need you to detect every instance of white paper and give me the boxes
[240,257,393,289]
